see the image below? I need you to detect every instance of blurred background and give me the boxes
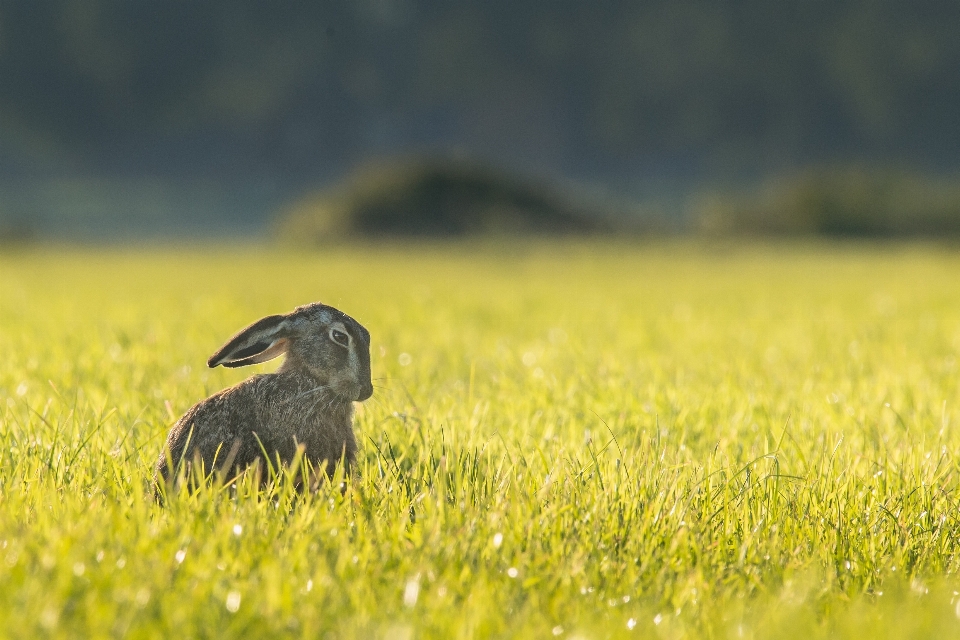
[2,0,960,242]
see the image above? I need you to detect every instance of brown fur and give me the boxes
[155,302,372,490]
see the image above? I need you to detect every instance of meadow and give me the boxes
[2,241,960,639]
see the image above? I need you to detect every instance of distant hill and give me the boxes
[275,158,617,241]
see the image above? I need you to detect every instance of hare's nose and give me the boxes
[357,381,373,401]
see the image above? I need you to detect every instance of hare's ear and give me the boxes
[207,314,292,368]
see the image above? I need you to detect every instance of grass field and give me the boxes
[3,241,960,638]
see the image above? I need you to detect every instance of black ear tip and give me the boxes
[207,357,222,368]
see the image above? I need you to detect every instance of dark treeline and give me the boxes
[1,1,959,235]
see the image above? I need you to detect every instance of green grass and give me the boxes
[2,241,960,638]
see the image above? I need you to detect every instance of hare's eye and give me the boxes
[330,329,350,347]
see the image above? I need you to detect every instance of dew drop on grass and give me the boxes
[398,353,412,366]
[403,579,420,607]
[552,625,564,635]
[492,532,503,548]
[226,591,241,613]
[232,524,242,536]
[627,618,637,630]
[507,567,519,578]
[306,579,313,592]
[72,562,85,576]
[653,614,663,625]
[40,606,58,629]
[175,550,186,564]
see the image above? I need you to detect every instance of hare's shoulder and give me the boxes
[207,373,304,407]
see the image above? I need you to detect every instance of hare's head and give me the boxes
[206,302,373,401]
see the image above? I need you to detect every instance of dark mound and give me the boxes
[276,158,610,242]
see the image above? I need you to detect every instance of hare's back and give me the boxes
[158,376,272,475]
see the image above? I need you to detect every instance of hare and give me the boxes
[155,302,373,489]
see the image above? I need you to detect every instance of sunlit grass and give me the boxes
[2,241,960,638]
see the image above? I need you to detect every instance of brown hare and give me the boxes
[155,302,373,490]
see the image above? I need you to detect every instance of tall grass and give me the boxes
[2,241,960,638]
